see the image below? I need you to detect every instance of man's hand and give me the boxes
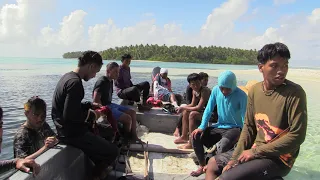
[44,136,59,148]
[222,160,237,173]
[16,158,41,176]
[191,128,203,139]
[92,102,102,109]
[176,106,184,113]
[238,150,255,163]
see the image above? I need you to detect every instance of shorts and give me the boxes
[108,103,130,121]
[158,88,172,102]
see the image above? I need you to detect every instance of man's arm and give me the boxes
[252,89,307,157]
[198,88,217,130]
[231,89,257,160]
[63,81,85,123]
[0,159,17,173]
[183,89,211,112]
[93,90,102,105]
[240,92,248,124]
[185,86,193,104]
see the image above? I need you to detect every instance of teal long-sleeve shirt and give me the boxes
[198,71,248,130]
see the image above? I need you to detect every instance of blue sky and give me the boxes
[0,0,319,66]
[34,0,318,33]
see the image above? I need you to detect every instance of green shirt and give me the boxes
[232,80,307,168]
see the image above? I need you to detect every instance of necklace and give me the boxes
[262,81,276,96]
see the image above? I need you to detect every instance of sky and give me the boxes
[0,0,319,66]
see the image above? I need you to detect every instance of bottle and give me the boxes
[153,81,159,100]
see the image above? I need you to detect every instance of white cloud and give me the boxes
[273,0,296,6]
[0,0,319,66]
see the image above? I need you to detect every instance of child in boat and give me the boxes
[174,72,212,137]
[93,62,142,143]
[153,68,179,107]
[0,106,40,175]
[185,72,209,104]
[173,73,211,149]
[190,70,247,177]
[51,51,119,179]
[205,42,307,180]
[114,54,151,111]
[14,96,58,159]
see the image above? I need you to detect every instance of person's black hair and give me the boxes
[0,106,3,120]
[257,42,291,64]
[121,53,132,62]
[187,73,201,83]
[107,62,119,71]
[78,51,103,67]
[24,96,46,113]
[199,72,209,80]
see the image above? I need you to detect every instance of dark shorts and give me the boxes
[214,149,234,175]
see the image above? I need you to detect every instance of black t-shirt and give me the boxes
[51,71,92,137]
[14,122,55,158]
[93,76,113,106]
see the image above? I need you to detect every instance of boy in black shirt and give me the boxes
[51,51,118,179]
[93,62,142,142]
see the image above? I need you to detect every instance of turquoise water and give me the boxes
[0,57,319,179]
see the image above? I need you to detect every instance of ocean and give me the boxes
[0,57,319,179]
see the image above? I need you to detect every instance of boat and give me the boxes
[7,102,205,180]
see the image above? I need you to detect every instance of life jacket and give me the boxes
[153,73,172,90]
[146,97,163,107]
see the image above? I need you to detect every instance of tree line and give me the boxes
[63,44,258,65]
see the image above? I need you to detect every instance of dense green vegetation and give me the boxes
[63,44,258,65]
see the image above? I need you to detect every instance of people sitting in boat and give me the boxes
[185,72,209,104]
[205,42,307,180]
[14,96,58,159]
[190,70,247,177]
[51,51,119,179]
[174,72,213,137]
[173,73,211,149]
[0,106,40,175]
[114,53,151,111]
[93,62,142,143]
[153,68,179,108]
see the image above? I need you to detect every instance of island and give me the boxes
[63,44,258,65]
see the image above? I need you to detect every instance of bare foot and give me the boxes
[174,137,188,144]
[178,143,193,149]
[190,166,204,177]
[173,128,180,137]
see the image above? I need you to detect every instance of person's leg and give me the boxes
[109,103,132,136]
[62,131,119,178]
[190,127,225,177]
[134,81,150,104]
[174,110,190,144]
[205,150,234,180]
[174,114,183,137]
[123,108,140,141]
[219,158,291,180]
[169,93,178,107]
[117,87,141,102]
[216,128,241,154]
[179,111,202,149]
